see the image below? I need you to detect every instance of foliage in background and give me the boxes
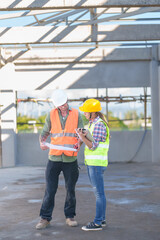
[37,114,47,124]
[81,111,128,130]
[17,114,47,133]
[17,110,148,133]
[108,111,128,130]
[81,114,89,127]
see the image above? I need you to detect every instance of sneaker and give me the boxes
[82,221,102,231]
[66,218,78,227]
[36,218,50,230]
[102,220,106,227]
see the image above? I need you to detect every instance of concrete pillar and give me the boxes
[90,8,97,44]
[0,104,2,167]
[0,90,17,167]
[0,48,5,67]
[150,45,160,162]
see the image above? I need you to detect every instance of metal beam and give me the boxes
[0,10,66,20]
[0,25,160,45]
[0,0,160,10]
[1,7,160,27]
[0,8,146,20]
[78,7,160,25]
[67,9,89,26]
[26,10,70,26]
[35,9,86,26]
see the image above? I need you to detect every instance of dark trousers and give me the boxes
[40,160,79,221]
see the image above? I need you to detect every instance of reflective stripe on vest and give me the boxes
[51,133,76,138]
[86,155,108,160]
[84,118,109,167]
[49,108,78,156]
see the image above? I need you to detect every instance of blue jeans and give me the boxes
[40,160,79,221]
[87,165,107,225]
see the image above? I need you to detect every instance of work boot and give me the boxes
[36,218,50,230]
[66,218,78,227]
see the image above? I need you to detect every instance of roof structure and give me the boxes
[0,1,160,70]
[0,1,160,48]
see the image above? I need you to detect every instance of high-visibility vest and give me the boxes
[84,118,109,166]
[49,108,78,156]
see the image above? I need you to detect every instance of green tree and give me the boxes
[124,110,139,120]
[37,114,47,123]
[17,114,36,132]
[17,114,46,133]
[108,111,128,130]
[81,111,128,130]
[124,110,141,129]
[81,114,89,127]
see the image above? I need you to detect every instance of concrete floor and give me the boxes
[0,163,160,240]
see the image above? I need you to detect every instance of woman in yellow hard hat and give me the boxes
[77,98,110,231]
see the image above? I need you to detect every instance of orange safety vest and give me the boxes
[49,108,78,156]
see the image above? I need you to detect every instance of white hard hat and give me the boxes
[52,89,68,108]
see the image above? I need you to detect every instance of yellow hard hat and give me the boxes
[79,99,102,112]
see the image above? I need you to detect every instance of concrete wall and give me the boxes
[0,90,17,167]
[17,130,152,166]
[108,130,152,163]
[16,133,48,167]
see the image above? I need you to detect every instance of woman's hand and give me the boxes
[76,128,87,140]
[76,128,93,149]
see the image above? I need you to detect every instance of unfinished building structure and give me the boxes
[0,1,160,167]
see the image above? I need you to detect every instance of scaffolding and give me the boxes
[16,88,151,130]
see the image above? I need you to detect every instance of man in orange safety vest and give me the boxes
[36,89,84,230]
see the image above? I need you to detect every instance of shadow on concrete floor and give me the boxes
[0,163,160,240]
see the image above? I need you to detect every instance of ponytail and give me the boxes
[97,112,109,128]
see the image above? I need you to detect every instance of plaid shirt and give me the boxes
[89,116,107,150]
